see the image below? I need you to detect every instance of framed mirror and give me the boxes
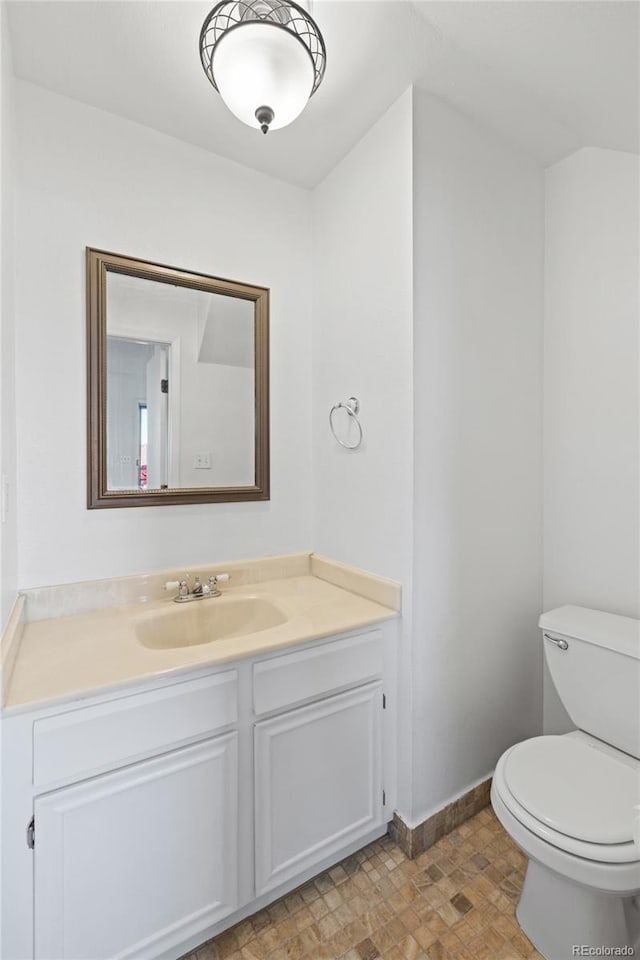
[86,248,269,508]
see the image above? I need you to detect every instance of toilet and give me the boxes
[491,605,640,960]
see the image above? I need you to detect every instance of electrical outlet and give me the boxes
[194,453,211,469]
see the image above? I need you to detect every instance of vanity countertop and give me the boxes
[5,575,398,713]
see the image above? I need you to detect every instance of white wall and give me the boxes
[311,90,414,585]
[311,90,415,812]
[14,81,313,588]
[179,359,254,489]
[311,88,545,823]
[410,91,544,822]
[543,147,640,732]
[0,2,17,631]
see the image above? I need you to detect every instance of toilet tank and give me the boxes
[540,605,640,759]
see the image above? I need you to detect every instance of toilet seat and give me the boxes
[503,736,637,844]
[494,740,639,864]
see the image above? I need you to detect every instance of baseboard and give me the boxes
[389,777,492,859]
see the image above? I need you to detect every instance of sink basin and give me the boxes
[135,597,287,650]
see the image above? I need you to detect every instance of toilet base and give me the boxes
[517,859,640,960]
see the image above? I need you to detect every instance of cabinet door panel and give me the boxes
[255,683,383,895]
[34,734,238,960]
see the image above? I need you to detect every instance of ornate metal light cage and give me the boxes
[199,0,326,134]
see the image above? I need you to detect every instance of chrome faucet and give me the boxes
[164,573,231,603]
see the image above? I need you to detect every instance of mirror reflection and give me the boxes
[87,248,269,508]
[105,273,255,492]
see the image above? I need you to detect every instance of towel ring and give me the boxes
[329,397,363,450]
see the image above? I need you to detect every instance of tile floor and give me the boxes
[184,807,544,960]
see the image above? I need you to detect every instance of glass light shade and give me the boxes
[212,22,315,131]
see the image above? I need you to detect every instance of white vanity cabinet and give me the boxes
[34,735,238,960]
[2,624,397,960]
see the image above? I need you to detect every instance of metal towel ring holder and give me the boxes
[329,397,363,450]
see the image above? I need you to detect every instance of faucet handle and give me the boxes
[164,576,189,599]
[207,573,230,595]
[209,573,231,589]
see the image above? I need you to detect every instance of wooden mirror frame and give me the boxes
[87,248,270,508]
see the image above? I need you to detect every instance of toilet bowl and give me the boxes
[491,606,640,960]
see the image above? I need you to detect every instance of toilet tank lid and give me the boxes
[539,606,640,661]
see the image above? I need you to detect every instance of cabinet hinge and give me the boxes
[160,378,169,394]
[382,790,386,806]
[382,693,386,709]
[26,816,35,850]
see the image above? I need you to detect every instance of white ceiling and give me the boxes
[6,0,639,188]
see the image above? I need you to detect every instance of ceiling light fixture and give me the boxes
[199,0,326,135]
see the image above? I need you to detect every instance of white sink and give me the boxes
[135,596,287,650]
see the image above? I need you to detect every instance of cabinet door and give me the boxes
[255,682,383,895]
[34,734,238,960]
